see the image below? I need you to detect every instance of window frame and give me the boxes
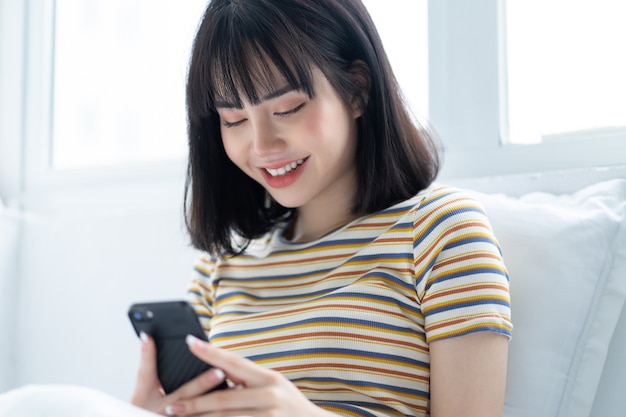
[0,0,26,207]
[428,0,626,180]
[18,0,188,197]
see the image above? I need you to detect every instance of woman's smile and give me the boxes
[259,157,309,188]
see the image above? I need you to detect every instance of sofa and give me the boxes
[0,165,625,417]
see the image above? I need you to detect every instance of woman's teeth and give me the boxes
[265,159,305,177]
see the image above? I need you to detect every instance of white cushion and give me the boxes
[0,384,158,417]
[466,179,626,417]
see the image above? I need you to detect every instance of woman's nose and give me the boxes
[251,119,284,156]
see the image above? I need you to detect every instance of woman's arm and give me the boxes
[429,331,509,417]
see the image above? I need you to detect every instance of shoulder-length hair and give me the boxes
[185,0,441,256]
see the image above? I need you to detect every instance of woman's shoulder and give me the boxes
[193,253,217,275]
[390,184,484,215]
[400,185,494,239]
[409,184,487,216]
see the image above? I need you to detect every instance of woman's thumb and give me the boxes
[131,332,161,405]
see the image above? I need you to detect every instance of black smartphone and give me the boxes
[128,300,228,394]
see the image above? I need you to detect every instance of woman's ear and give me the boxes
[348,60,370,118]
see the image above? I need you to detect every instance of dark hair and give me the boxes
[185,0,441,255]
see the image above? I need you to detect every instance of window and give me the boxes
[51,0,428,170]
[43,0,429,173]
[363,0,429,121]
[11,0,624,193]
[505,0,626,145]
[51,0,207,169]
[428,0,626,179]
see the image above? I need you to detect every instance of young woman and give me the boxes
[131,1,512,416]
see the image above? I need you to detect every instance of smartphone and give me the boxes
[128,300,228,394]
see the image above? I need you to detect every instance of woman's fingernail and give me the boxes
[139,332,149,344]
[185,334,203,347]
[211,368,225,382]
[165,404,185,416]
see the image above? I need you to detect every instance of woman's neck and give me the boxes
[285,208,358,243]
[284,188,361,243]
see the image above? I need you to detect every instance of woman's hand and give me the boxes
[161,335,338,417]
[130,333,228,416]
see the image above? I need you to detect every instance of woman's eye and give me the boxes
[222,118,247,128]
[275,102,306,118]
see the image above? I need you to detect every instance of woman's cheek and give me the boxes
[222,134,242,166]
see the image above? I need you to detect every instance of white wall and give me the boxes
[10,179,199,400]
[0,207,20,392]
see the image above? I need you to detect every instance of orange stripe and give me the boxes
[219,329,428,352]
[431,251,503,271]
[276,362,430,382]
[427,313,510,333]
[423,283,509,303]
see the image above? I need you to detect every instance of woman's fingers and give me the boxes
[168,366,227,401]
[170,386,277,416]
[185,335,274,387]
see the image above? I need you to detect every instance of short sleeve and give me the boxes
[186,254,218,334]
[413,187,513,343]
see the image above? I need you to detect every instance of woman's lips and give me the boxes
[260,157,309,188]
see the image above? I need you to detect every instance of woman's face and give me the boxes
[217,67,361,213]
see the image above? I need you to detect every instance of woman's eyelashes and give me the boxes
[222,118,247,128]
[274,102,306,118]
[221,102,307,128]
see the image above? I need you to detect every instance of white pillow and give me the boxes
[0,384,157,417]
[466,179,626,417]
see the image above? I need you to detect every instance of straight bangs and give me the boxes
[191,3,319,116]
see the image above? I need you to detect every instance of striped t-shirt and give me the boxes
[187,186,512,417]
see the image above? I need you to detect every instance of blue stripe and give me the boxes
[433,266,508,285]
[217,252,414,284]
[187,289,203,298]
[215,266,337,283]
[315,401,380,417]
[215,285,421,316]
[418,189,457,209]
[214,285,343,303]
[390,220,413,230]
[442,235,499,251]
[414,256,438,290]
[356,270,414,292]
[380,199,419,215]
[426,297,511,316]
[247,348,430,370]
[325,290,421,315]
[350,252,412,263]
[269,237,376,256]
[295,377,429,398]
[193,267,211,278]
[413,206,485,249]
[214,316,420,340]
[436,326,513,341]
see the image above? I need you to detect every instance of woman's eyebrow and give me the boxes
[214,85,301,109]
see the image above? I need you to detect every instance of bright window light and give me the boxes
[363,0,429,121]
[505,0,626,144]
[51,1,428,170]
[51,0,207,169]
